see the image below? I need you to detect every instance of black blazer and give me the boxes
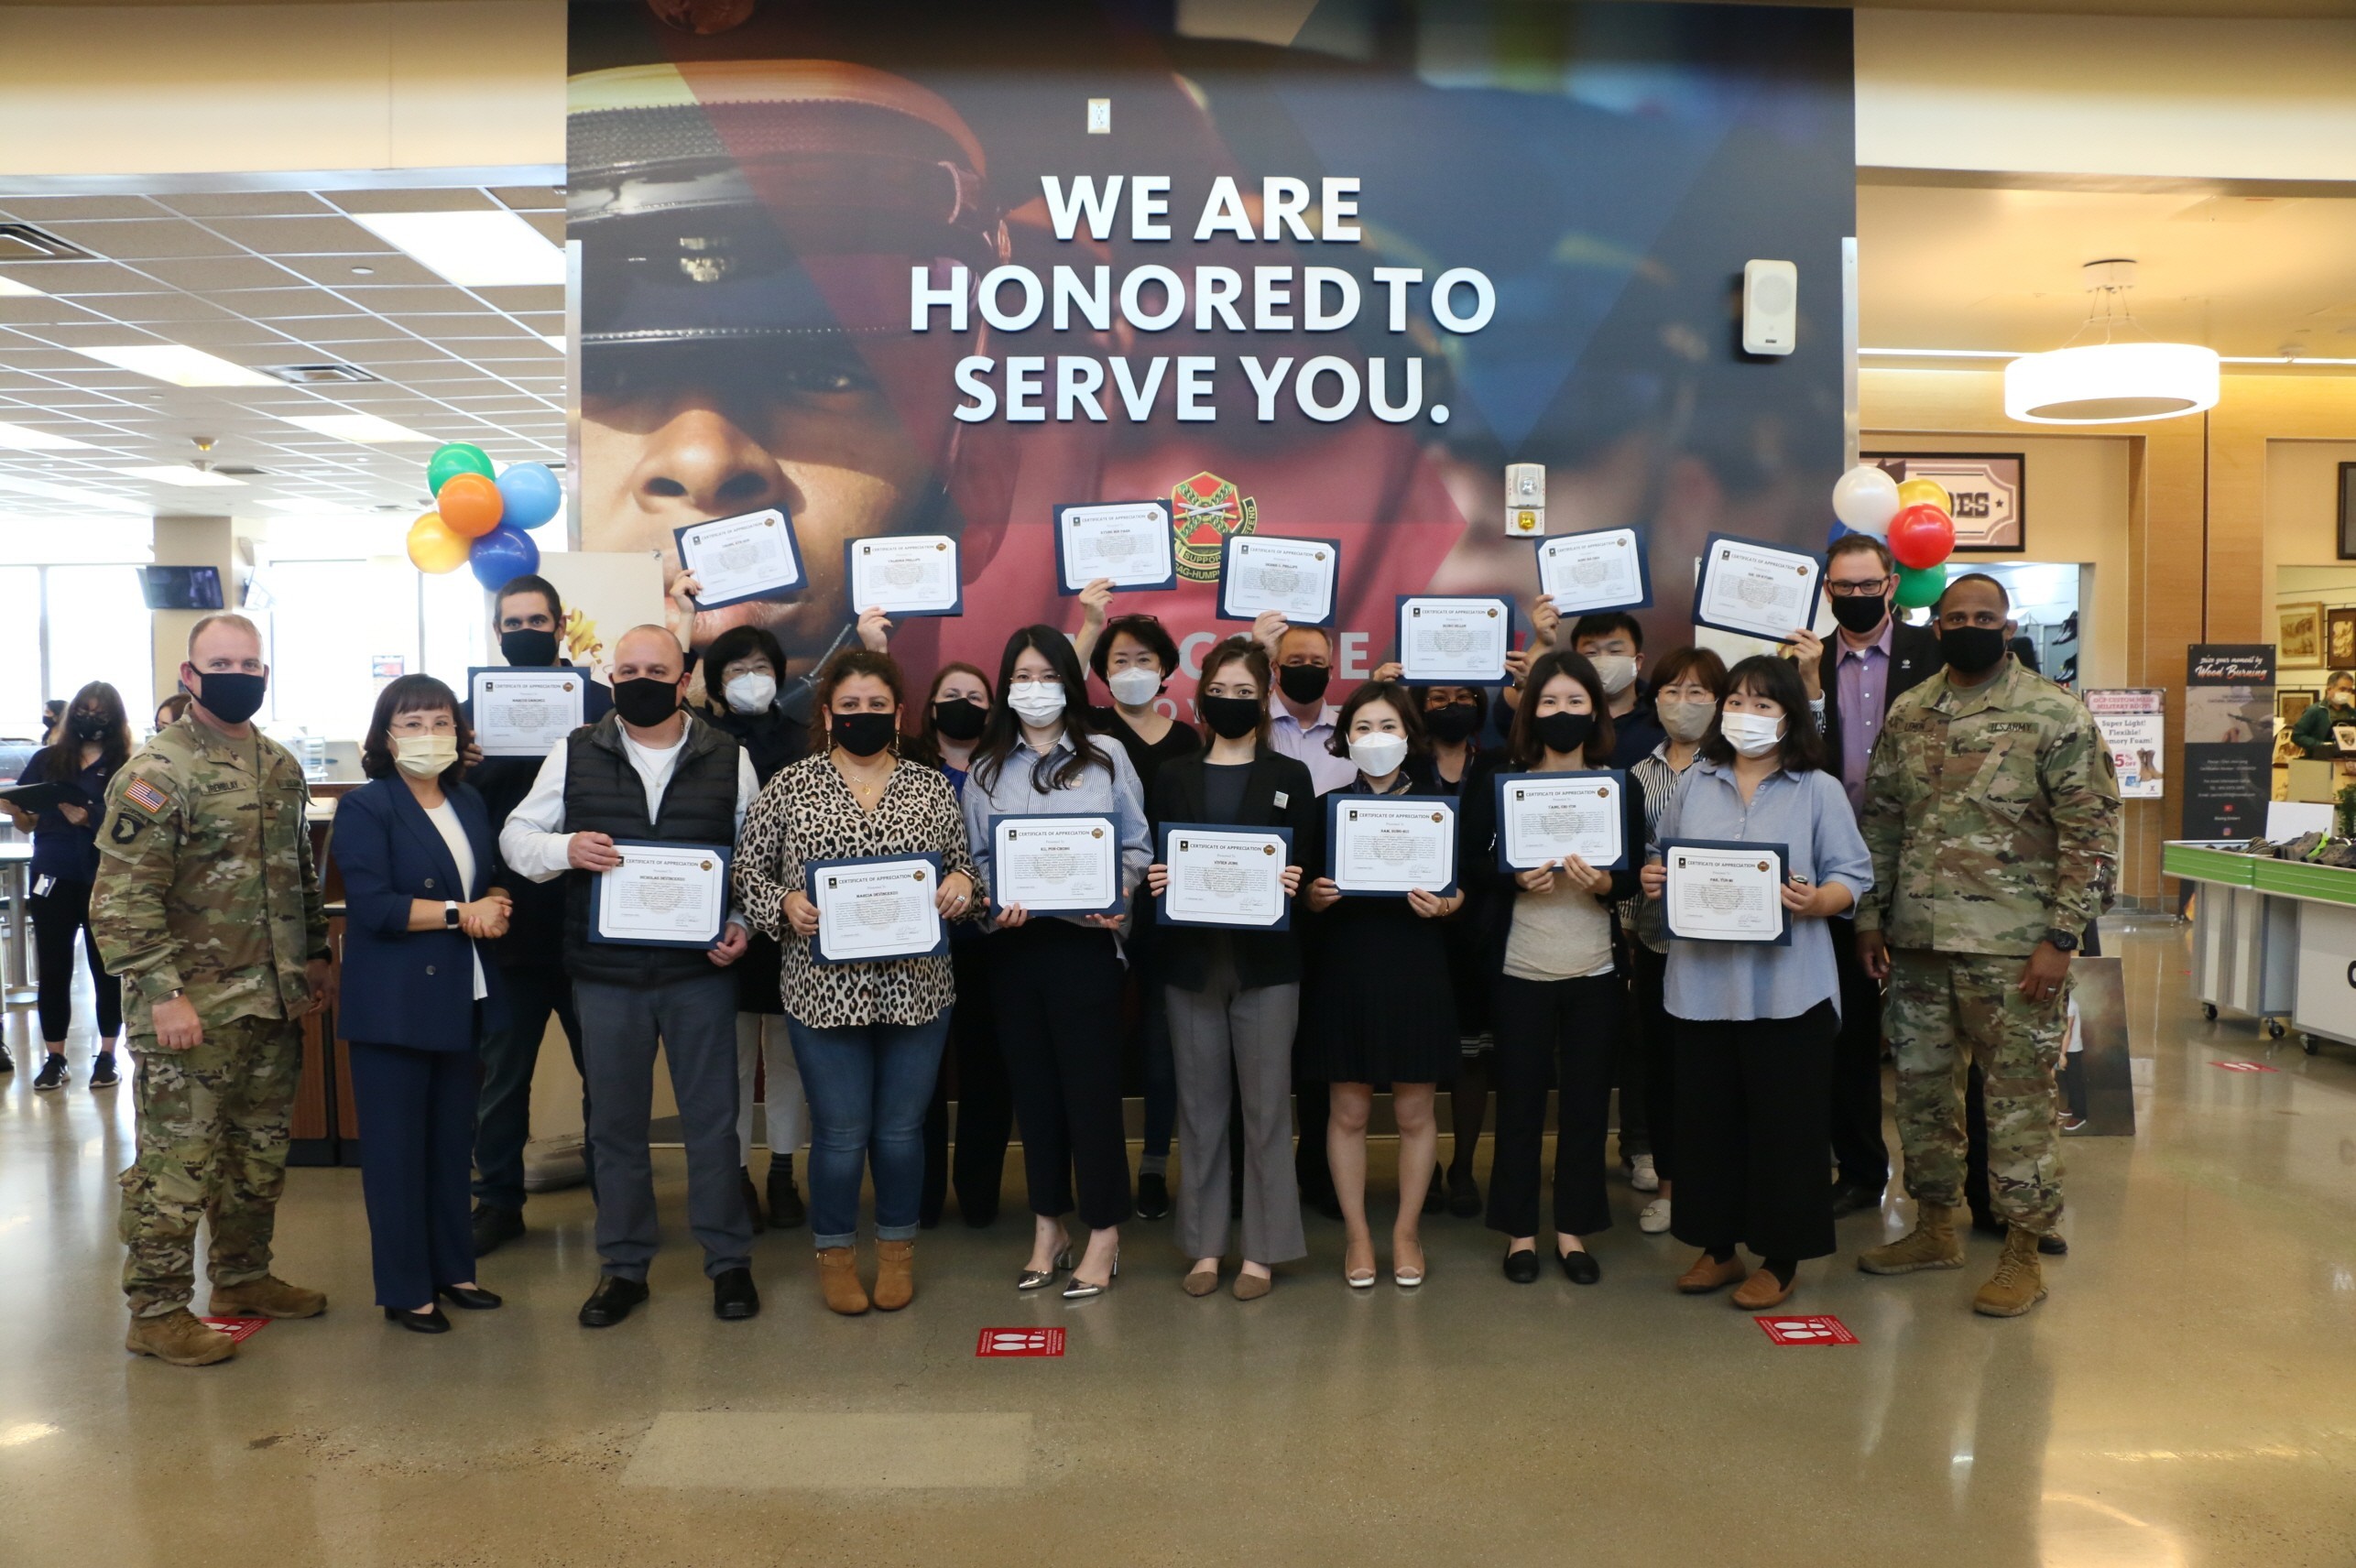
[1148,746,1320,993]
[1817,619,1939,770]
[332,777,508,1051]
[1457,754,1646,977]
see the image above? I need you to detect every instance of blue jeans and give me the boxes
[788,1012,954,1249]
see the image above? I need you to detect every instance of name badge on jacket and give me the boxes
[1272,790,1290,810]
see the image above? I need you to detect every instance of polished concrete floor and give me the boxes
[3,919,2354,1567]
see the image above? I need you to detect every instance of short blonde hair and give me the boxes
[186,612,262,659]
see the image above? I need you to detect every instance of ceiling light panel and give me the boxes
[73,343,281,387]
[278,412,435,443]
[0,421,93,450]
[348,210,565,289]
[114,465,249,487]
[0,276,48,298]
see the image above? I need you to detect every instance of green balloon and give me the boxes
[428,442,495,494]
[1894,561,1947,611]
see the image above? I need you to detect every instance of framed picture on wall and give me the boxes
[2329,608,2356,670]
[2280,601,2325,665]
[2340,463,2356,561]
[2279,688,2318,727]
[1861,452,2024,551]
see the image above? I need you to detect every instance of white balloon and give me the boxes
[1831,465,1901,536]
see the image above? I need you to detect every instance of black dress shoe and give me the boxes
[1969,1209,2007,1238]
[738,1167,767,1235]
[1134,1171,1171,1221]
[435,1283,503,1311]
[2037,1235,2068,1258]
[384,1305,451,1334]
[577,1275,649,1328]
[1421,1165,1446,1215]
[0,1040,13,1072]
[1559,1248,1601,1286]
[766,1160,805,1229]
[1827,1181,1884,1220]
[957,1193,999,1229]
[1446,1169,1483,1219]
[712,1267,759,1320]
[472,1204,524,1258]
[1502,1247,1542,1284]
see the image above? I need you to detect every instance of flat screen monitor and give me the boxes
[136,565,224,611]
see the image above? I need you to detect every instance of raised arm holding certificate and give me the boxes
[1396,596,1511,683]
[989,814,1123,916]
[1054,501,1177,593]
[1492,770,1627,871]
[806,854,949,964]
[1325,794,1458,898]
[1661,837,1792,945]
[1217,535,1339,627]
[469,666,588,757]
[1691,532,1823,645]
[1536,528,1651,615]
[591,841,732,948]
[845,534,962,617]
[673,506,806,610]
[1158,824,1292,930]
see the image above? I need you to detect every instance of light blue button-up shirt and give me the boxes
[961,727,1151,933]
[1649,760,1874,1023]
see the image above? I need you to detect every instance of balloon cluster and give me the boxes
[405,444,562,588]
[1830,465,1957,610]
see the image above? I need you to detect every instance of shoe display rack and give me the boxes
[2166,841,2356,1055]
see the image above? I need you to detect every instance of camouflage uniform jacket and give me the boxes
[1855,659,2120,958]
[91,714,329,1029]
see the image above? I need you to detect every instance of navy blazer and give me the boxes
[332,776,508,1050]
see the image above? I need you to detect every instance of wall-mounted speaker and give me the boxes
[1742,259,1797,356]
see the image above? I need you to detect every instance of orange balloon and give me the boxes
[437,470,505,537]
[407,511,472,573]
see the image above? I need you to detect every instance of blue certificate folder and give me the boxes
[802,853,951,965]
[671,506,806,610]
[1489,769,1630,873]
[587,840,733,949]
[1156,822,1293,931]
[1324,793,1460,899]
[987,814,1126,917]
[1658,837,1793,947]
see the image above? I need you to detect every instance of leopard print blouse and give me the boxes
[735,753,984,1029]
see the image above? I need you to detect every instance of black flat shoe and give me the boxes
[712,1266,760,1320]
[385,1305,451,1334]
[1134,1171,1171,1221]
[1446,1170,1483,1218]
[435,1283,503,1311]
[766,1162,805,1229]
[578,1275,649,1328]
[0,1041,13,1072]
[1559,1248,1601,1286]
[1502,1247,1542,1284]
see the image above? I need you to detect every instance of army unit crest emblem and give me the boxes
[1171,471,1258,582]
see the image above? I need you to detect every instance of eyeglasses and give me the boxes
[1826,578,1891,598]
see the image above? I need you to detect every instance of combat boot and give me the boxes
[208,1275,327,1319]
[1857,1202,1965,1275]
[125,1309,235,1367]
[1971,1229,2048,1317]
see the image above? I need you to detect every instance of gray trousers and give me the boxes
[576,972,752,1281]
[1165,948,1305,1264]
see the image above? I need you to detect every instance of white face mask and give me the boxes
[1348,732,1409,779]
[1107,667,1161,707]
[1657,698,1714,744]
[1588,653,1639,696]
[723,671,777,715]
[393,734,458,779]
[1007,679,1067,725]
[1720,712,1785,758]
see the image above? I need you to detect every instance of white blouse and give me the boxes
[421,800,488,1002]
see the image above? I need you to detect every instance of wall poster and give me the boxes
[2182,645,2275,841]
[2085,688,2164,800]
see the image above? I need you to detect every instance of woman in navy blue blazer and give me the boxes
[333,676,513,1334]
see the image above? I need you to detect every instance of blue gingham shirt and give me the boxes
[961,729,1151,932]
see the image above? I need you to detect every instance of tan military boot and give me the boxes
[1857,1202,1965,1275]
[207,1275,326,1319]
[816,1247,869,1316]
[873,1240,915,1312]
[126,1309,235,1367]
[1972,1229,2048,1317]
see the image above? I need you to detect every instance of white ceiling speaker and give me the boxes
[1742,259,1797,356]
[2003,259,2220,424]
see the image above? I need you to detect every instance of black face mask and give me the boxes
[1199,693,1262,740]
[1277,664,1330,705]
[613,677,680,728]
[931,698,987,742]
[70,713,109,742]
[1535,711,1595,756]
[187,670,267,725]
[1938,626,2009,678]
[1424,701,1481,745]
[831,710,897,757]
[1829,594,1890,637]
[500,628,560,667]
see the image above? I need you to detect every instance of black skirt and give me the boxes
[1302,895,1460,1084]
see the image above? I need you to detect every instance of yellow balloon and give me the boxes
[1894,477,1951,516]
[407,511,471,573]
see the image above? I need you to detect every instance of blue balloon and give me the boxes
[467,524,540,590]
[496,462,563,530]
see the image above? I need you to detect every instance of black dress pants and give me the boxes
[1672,1002,1838,1262]
[922,939,1015,1225]
[30,880,120,1045]
[987,920,1131,1230]
[1827,915,1890,1191]
[1486,973,1622,1239]
[1631,944,1676,1181]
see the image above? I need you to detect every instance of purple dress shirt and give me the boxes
[1834,621,1892,816]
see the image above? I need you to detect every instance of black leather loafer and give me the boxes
[1502,1247,1542,1284]
[712,1267,760,1321]
[385,1305,451,1334]
[1559,1249,1601,1286]
[578,1275,649,1328]
[436,1283,503,1311]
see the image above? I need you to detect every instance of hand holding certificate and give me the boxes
[1396,596,1511,683]
[1492,771,1627,871]
[1054,501,1177,593]
[1325,795,1458,898]
[1661,838,1792,944]
[674,507,806,610]
[469,667,588,757]
[591,842,732,948]
[1536,528,1651,615]
[1692,532,1823,645]
[806,854,950,964]
[1157,824,1293,930]
[989,815,1123,916]
[1218,536,1339,627]
[845,534,962,617]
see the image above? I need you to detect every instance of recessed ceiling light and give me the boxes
[347,210,564,288]
[262,497,360,515]
[542,334,567,353]
[115,465,248,487]
[278,412,436,444]
[0,276,47,299]
[74,343,282,387]
[350,266,376,276]
[0,420,93,451]
[0,473,142,510]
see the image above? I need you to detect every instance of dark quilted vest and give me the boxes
[561,711,741,985]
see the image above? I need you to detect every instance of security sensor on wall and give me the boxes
[1504,463,1545,538]
[1742,259,1797,355]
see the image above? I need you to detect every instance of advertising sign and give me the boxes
[2085,688,2165,800]
[2183,645,2274,841]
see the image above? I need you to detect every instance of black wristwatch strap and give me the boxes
[2042,929,2079,953]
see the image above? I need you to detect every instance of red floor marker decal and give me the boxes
[200,1316,271,1345]
[1756,1315,1857,1345]
[2213,1061,2281,1073]
[976,1327,1065,1358]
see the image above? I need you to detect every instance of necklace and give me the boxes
[834,751,894,808]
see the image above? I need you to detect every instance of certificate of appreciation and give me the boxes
[1537,528,1651,615]
[1661,838,1791,945]
[468,666,586,758]
[1325,794,1458,898]
[806,854,949,964]
[844,534,962,617]
[673,507,806,610]
[1396,596,1511,683]
[1053,501,1177,593]
[1692,533,1823,645]
[1492,770,1627,872]
[988,814,1123,916]
[1158,823,1292,931]
[1216,535,1339,628]
[590,841,731,949]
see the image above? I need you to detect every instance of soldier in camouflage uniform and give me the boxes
[1852,574,2119,1317]
[92,614,334,1366]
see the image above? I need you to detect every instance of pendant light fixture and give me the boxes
[2003,259,2220,424]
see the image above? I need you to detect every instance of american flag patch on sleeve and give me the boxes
[123,777,170,815]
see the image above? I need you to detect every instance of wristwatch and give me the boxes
[444,900,461,930]
[2042,929,2079,953]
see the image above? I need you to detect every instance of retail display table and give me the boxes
[2166,841,2356,1053]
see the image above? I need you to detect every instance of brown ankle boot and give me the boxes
[816,1247,869,1315]
[125,1308,236,1367]
[1857,1202,1964,1276]
[873,1240,915,1312]
[1972,1229,2048,1317]
[206,1275,326,1318]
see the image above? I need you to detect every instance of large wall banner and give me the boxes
[567,0,1855,702]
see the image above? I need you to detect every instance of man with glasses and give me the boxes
[1851,573,2118,1318]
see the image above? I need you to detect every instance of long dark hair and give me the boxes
[972,626,1114,794]
[360,674,473,788]
[1699,654,1827,773]
[1506,649,1616,768]
[904,661,989,770]
[46,681,131,781]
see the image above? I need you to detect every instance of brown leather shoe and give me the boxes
[1182,1263,1221,1298]
[816,1247,869,1315]
[1730,1267,1795,1310]
[1231,1269,1273,1301]
[125,1308,235,1367]
[207,1276,326,1319]
[1675,1252,1749,1294]
[873,1240,915,1312]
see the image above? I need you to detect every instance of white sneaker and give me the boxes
[1639,1196,1672,1234]
[1630,1153,1659,1193]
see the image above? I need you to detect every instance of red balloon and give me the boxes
[1887,503,1956,571]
